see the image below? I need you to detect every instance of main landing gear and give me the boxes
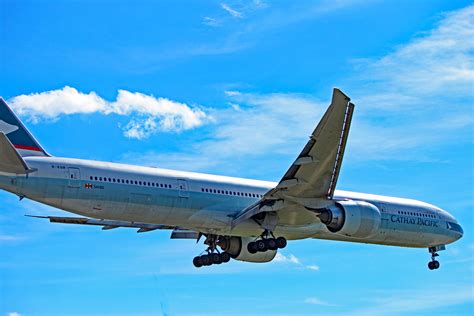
[427,245,445,270]
[247,230,287,254]
[193,252,231,268]
[193,235,231,268]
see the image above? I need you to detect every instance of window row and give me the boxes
[201,187,262,198]
[89,176,172,189]
[397,210,436,218]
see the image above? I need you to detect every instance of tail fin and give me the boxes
[0,98,49,157]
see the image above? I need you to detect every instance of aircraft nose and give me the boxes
[447,220,463,241]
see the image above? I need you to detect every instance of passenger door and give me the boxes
[67,167,81,188]
[177,179,189,198]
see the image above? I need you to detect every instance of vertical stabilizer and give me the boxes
[0,98,49,157]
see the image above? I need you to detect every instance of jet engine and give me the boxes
[318,200,381,238]
[218,236,277,263]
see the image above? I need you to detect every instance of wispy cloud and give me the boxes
[304,297,331,306]
[358,5,473,97]
[221,3,243,18]
[274,253,300,264]
[9,86,208,139]
[121,91,326,174]
[0,234,25,243]
[8,312,21,316]
[125,4,474,171]
[273,253,321,271]
[202,16,222,27]
[350,286,474,315]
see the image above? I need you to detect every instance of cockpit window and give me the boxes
[447,222,463,234]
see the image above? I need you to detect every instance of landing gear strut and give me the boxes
[247,230,287,254]
[193,235,231,268]
[427,245,445,270]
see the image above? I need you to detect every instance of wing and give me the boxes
[232,88,354,228]
[27,215,199,238]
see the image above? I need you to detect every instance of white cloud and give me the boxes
[274,253,300,264]
[130,5,474,170]
[374,5,473,93]
[273,253,321,272]
[122,91,326,173]
[8,312,21,316]
[304,297,331,306]
[305,265,320,271]
[221,3,243,18]
[352,5,474,106]
[9,86,208,139]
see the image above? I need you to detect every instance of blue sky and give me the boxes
[1,0,473,315]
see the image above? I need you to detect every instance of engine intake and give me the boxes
[319,200,381,238]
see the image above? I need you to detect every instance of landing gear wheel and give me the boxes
[193,256,203,268]
[428,261,434,270]
[256,240,268,252]
[211,253,222,264]
[276,237,287,249]
[266,238,277,250]
[220,252,231,263]
[247,241,258,254]
[428,260,440,270]
[201,254,212,266]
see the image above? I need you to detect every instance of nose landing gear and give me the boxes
[427,245,445,270]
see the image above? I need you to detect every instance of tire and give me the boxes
[247,241,258,254]
[193,256,203,268]
[276,237,287,249]
[256,240,268,252]
[201,255,212,266]
[266,238,277,250]
[428,261,434,270]
[211,253,222,264]
[433,260,440,269]
[220,252,231,263]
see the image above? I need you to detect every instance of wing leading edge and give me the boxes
[232,88,354,228]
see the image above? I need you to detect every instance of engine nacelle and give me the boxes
[319,200,381,238]
[219,236,277,263]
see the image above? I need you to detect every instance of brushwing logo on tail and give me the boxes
[0,120,19,135]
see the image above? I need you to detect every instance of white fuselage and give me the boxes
[0,156,463,248]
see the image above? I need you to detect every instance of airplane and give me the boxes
[0,88,463,270]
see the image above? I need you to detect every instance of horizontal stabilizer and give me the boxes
[0,132,36,174]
